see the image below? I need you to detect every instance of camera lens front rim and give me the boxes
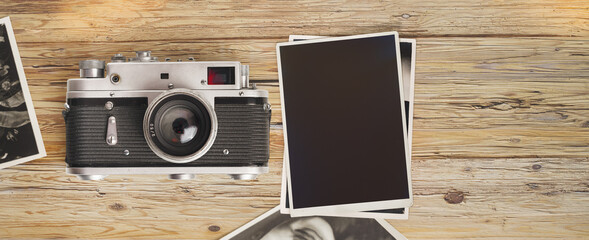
[143,89,218,164]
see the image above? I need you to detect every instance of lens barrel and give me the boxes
[144,89,217,163]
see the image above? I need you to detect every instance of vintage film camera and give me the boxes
[64,51,271,180]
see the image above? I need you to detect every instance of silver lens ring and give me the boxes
[143,89,218,163]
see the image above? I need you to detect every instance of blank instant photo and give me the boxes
[0,17,46,169]
[277,32,412,217]
[221,206,407,240]
[280,35,416,219]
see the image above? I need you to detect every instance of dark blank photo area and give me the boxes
[280,34,409,209]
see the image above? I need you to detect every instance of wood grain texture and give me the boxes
[0,0,588,239]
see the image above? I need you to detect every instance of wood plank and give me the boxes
[0,157,587,239]
[4,157,587,200]
[0,0,587,43]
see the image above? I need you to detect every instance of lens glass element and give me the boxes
[159,106,199,145]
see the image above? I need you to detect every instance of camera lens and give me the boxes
[144,90,217,163]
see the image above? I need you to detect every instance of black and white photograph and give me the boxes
[399,39,416,151]
[221,206,407,240]
[0,17,46,169]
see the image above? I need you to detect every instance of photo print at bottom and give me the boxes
[221,206,407,240]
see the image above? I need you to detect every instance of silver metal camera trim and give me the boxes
[67,166,269,180]
[68,61,245,91]
[66,89,268,104]
[143,89,218,164]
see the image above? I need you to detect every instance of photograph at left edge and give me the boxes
[0,16,46,169]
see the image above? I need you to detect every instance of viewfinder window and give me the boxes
[207,67,235,85]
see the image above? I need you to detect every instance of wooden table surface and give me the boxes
[1,1,588,239]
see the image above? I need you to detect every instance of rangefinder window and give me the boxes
[207,67,235,85]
